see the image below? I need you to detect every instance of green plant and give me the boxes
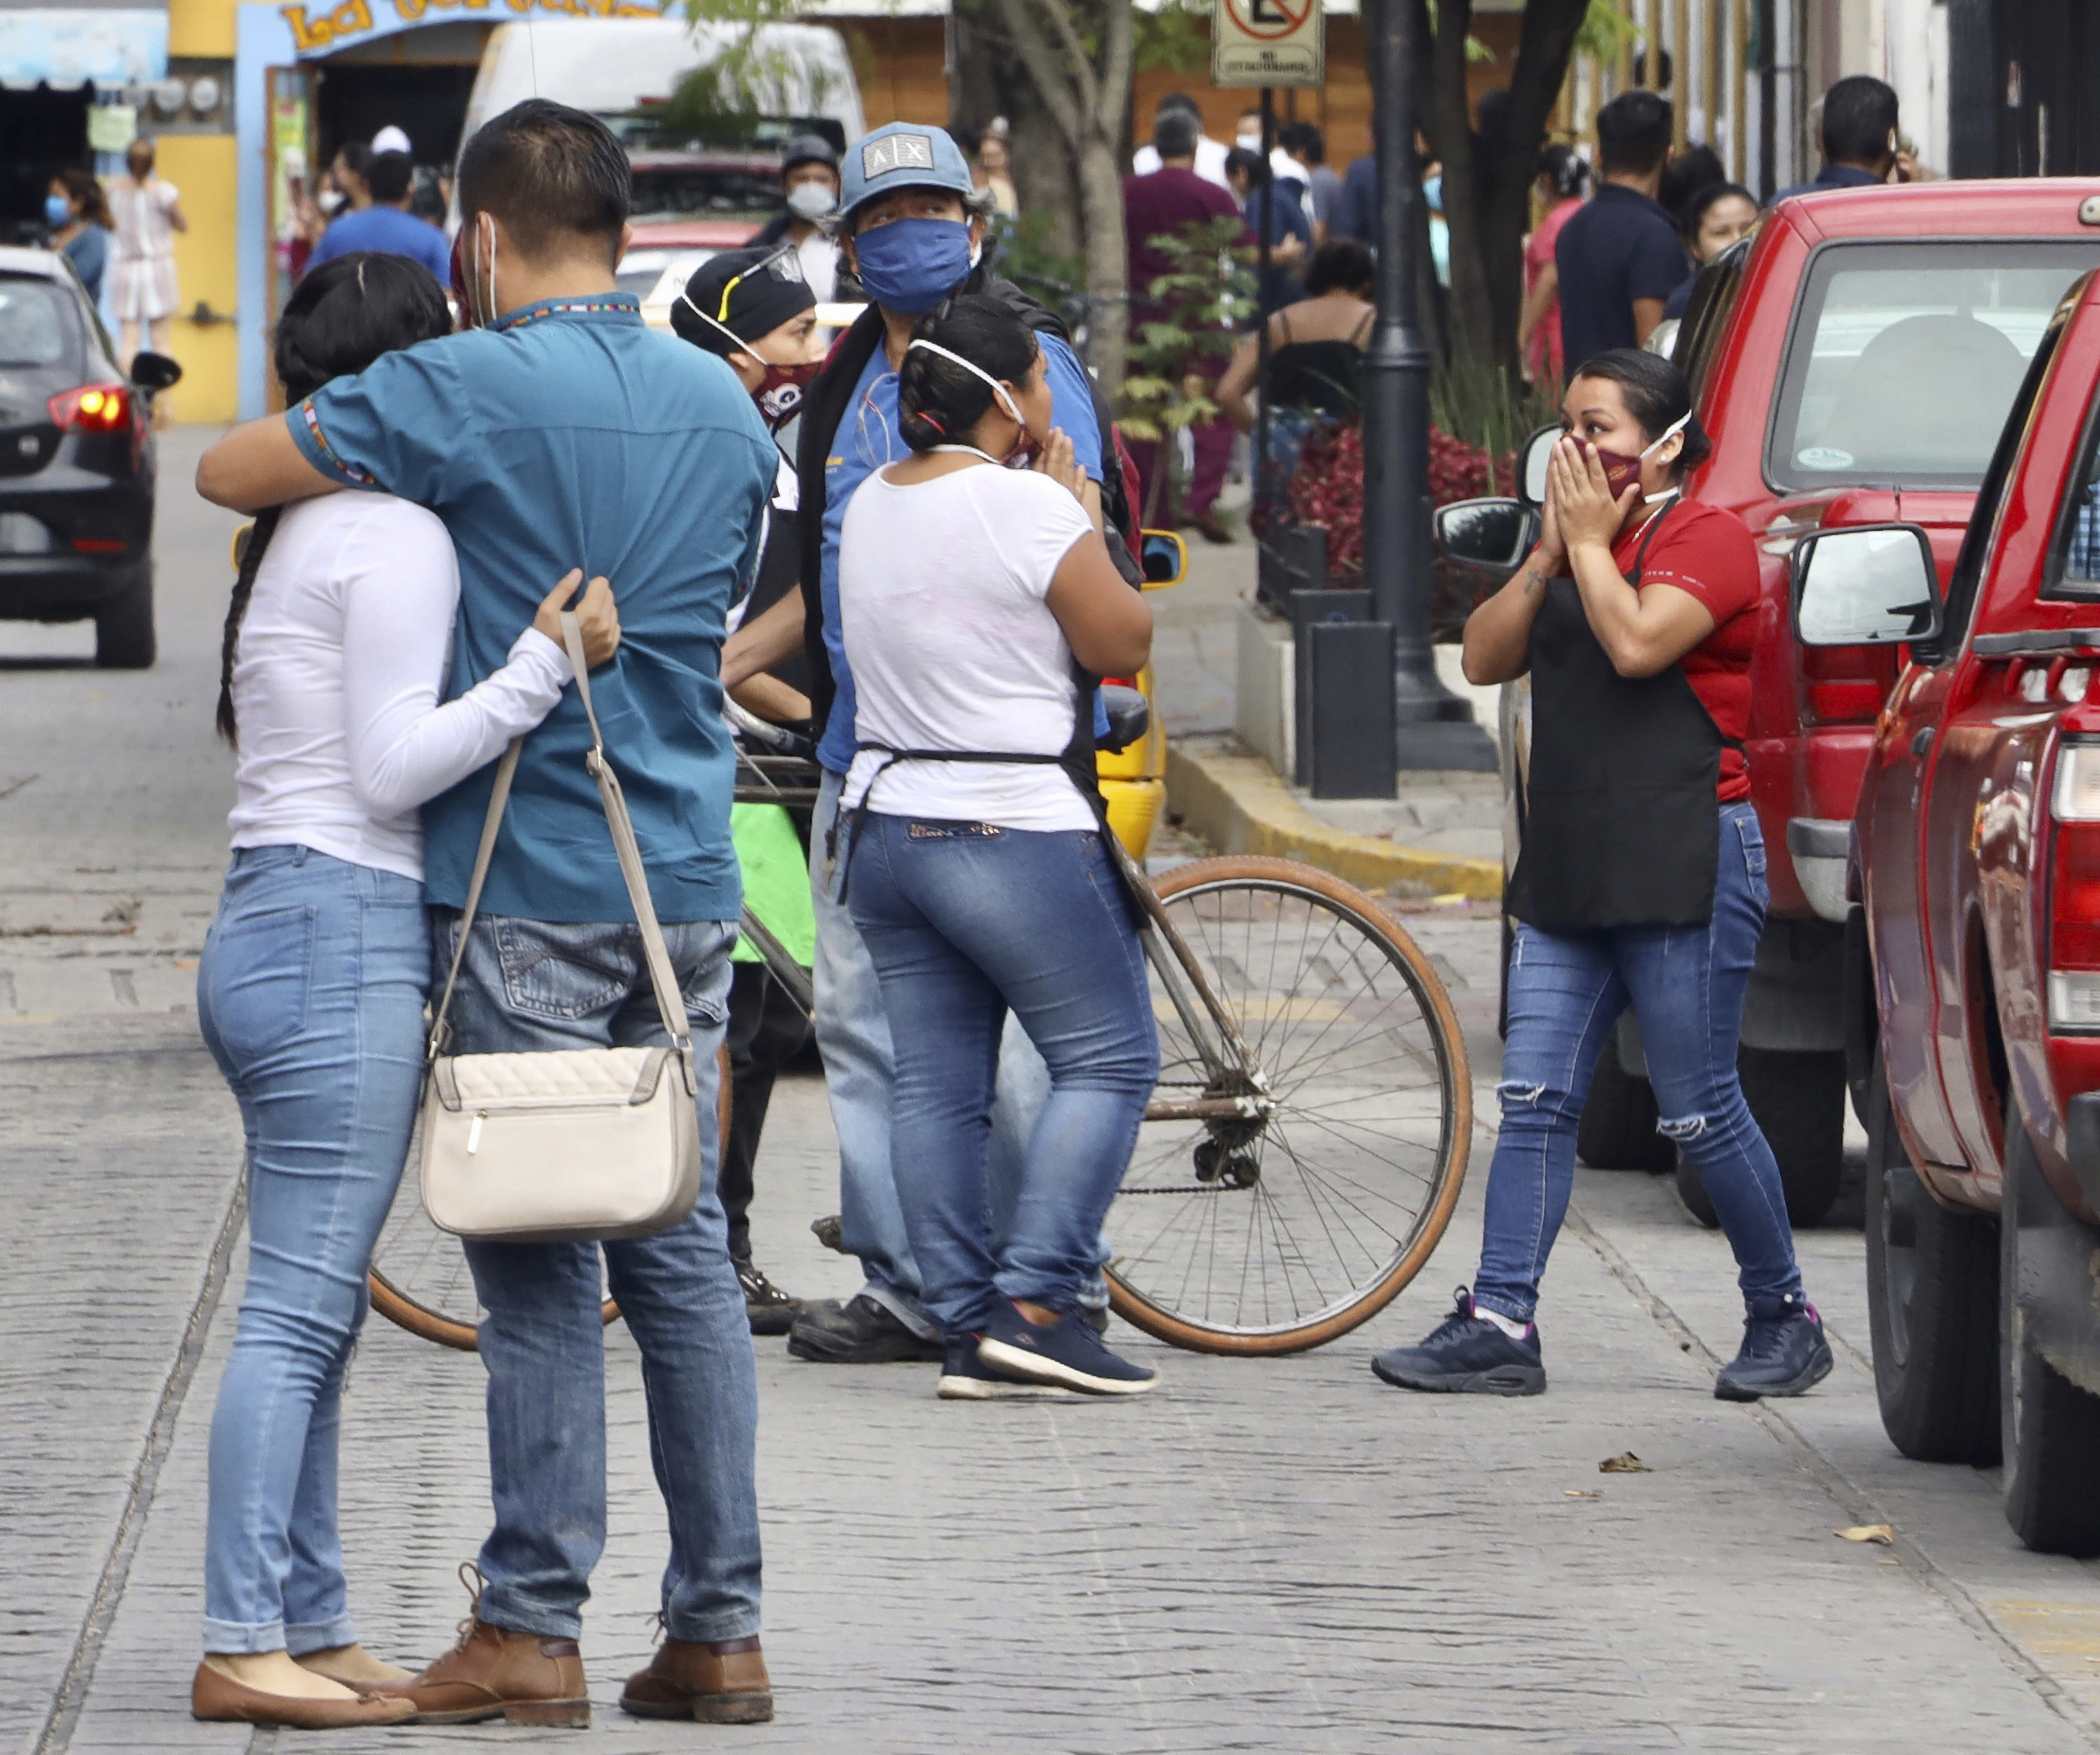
[1573,0,1638,63]
[992,208,1090,334]
[671,0,851,139]
[1117,215,1255,523]
[1428,348,1557,493]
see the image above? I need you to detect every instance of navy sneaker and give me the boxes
[1369,1287,1546,1396]
[1714,1293,1832,1401]
[937,1338,1076,1401]
[977,1302,1159,1396]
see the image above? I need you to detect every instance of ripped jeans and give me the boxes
[1473,803,1804,1323]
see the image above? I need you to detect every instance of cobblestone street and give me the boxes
[9,435,2100,1753]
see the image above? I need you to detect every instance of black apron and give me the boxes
[1505,503,1740,932]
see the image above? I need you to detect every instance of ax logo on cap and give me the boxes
[862,132,935,180]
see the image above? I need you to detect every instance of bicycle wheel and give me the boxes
[1107,857,1471,1354]
[369,1045,734,1351]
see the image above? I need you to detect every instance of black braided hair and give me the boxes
[895,295,1038,454]
[218,252,451,747]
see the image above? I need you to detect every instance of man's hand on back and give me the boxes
[196,416,341,514]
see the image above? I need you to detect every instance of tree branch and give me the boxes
[1095,0,1135,151]
[991,0,1088,151]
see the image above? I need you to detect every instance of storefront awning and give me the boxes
[0,9,168,89]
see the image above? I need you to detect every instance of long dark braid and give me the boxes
[212,250,453,749]
[215,505,281,746]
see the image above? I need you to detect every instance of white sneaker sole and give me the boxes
[936,1372,1077,1400]
[976,1337,1158,1396]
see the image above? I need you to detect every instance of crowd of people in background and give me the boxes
[1121,72,1929,551]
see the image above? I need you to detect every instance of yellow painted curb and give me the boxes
[1165,742,1504,900]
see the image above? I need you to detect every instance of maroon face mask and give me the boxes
[754,360,819,429]
[1580,410,1693,503]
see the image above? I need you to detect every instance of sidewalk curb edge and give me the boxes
[1164,742,1504,900]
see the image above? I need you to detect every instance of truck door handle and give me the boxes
[1911,726,1935,757]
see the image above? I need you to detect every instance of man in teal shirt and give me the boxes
[198,98,777,1727]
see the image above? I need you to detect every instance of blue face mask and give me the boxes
[852,215,973,315]
[44,193,71,227]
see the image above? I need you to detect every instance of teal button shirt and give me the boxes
[288,293,775,925]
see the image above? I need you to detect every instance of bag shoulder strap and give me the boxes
[427,612,691,1057]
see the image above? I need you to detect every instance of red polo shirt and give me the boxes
[1611,499,1760,802]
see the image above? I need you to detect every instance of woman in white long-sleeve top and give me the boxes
[188,252,622,1730]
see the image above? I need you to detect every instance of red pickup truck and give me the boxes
[1451,181,2100,1229]
[1824,250,2100,1557]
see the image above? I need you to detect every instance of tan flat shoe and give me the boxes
[192,1661,417,1728]
[296,1644,415,1687]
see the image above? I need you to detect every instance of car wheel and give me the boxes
[2001,1095,2100,1556]
[1577,1034,1673,1172]
[1675,1045,1846,1230]
[1863,1050,1998,1463]
[94,567,154,669]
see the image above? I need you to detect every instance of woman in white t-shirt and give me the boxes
[837,296,1160,1398]
[189,253,620,1731]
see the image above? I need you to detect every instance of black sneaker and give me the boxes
[978,1302,1159,1396]
[786,1294,944,1364]
[1714,1293,1832,1401]
[936,1338,1076,1400]
[738,1263,799,1337]
[1369,1287,1546,1396]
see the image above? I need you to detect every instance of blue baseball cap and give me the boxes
[839,121,976,221]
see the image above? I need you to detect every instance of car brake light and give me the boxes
[2049,739,2100,1030]
[46,384,133,432]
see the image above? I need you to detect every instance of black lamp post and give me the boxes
[1359,0,1497,771]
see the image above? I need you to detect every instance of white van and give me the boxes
[460,18,865,155]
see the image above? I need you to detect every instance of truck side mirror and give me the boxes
[1433,497,1537,575]
[1517,424,1559,507]
[1792,523,1942,647]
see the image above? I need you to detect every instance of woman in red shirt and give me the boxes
[1371,349,1829,1404]
[1517,146,1587,391]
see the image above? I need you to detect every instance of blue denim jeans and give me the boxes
[429,909,760,1645]
[845,813,1158,1337]
[810,767,1106,1336]
[198,846,429,1654]
[1474,803,1805,1324]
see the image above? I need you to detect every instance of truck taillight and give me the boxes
[2049,740,2100,1030]
[46,384,133,432]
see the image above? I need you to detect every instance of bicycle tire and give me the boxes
[1106,856,1471,1355]
[368,1045,735,1352]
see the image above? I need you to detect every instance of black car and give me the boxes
[0,245,180,667]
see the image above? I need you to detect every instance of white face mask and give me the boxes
[906,338,1027,454]
[1236,129,1264,151]
[786,181,837,222]
[318,189,345,216]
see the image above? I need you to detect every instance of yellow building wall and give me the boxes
[164,0,241,423]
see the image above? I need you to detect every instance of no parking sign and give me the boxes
[1212,0,1324,88]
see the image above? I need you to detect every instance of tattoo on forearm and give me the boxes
[1521,558,1546,597]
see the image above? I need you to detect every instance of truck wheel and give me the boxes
[1577,1036,1672,1172]
[94,568,155,669]
[2001,1100,2100,1556]
[1674,1047,1846,1230]
[1863,1053,1998,1464]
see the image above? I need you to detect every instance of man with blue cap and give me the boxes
[723,121,1129,1369]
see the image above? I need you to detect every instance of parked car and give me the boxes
[1439,180,2100,1226]
[0,246,180,668]
[1814,259,2100,1555]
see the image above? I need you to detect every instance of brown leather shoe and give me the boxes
[191,1661,415,1728]
[620,1635,772,1724]
[383,1565,589,1727]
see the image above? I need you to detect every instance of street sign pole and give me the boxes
[1360,0,1497,771]
[1255,84,1274,521]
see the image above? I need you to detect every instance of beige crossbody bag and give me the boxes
[418,612,702,1243]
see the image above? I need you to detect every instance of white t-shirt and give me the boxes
[840,463,1095,833]
[226,493,572,881]
[795,227,838,304]
[1132,135,1233,189]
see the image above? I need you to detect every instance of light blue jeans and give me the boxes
[197,845,428,1654]
[429,909,760,1644]
[1474,803,1805,1323]
[810,767,1107,1336]
[846,813,1157,1336]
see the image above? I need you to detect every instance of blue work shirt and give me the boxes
[308,202,452,284]
[1771,163,1883,204]
[1245,180,1313,314]
[815,330,1103,776]
[1337,155,1377,246]
[288,293,776,925]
